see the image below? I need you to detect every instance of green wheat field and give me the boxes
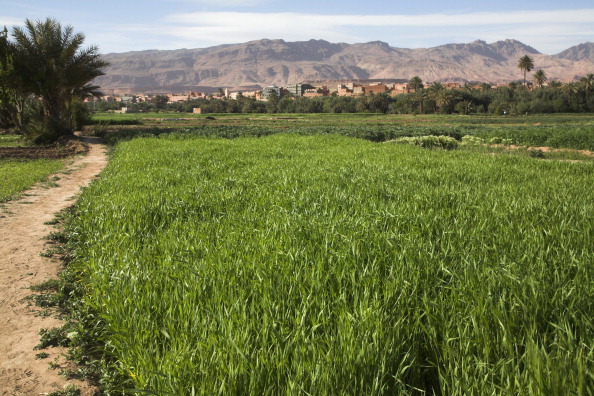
[66,129,594,394]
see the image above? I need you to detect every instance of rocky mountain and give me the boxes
[554,42,594,62]
[94,39,594,94]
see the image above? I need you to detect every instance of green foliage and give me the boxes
[387,135,459,149]
[25,111,74,144]
[4,18,108,141]
[47,384,81,396]
[68,133,594,394]
[518,55,535,86]
[0,132,22,146]
[0,158,64,202]
[96,116,594,151]
[36,327,70,349]
[93,74,594,116]
[529,148,546,158]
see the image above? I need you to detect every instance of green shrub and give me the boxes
[461,135,485,146]
[387,135,459,150]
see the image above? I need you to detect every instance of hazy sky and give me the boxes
[1,0,593,54]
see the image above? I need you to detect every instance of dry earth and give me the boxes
[0,137,108,395]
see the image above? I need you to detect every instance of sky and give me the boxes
[1,0,593,55]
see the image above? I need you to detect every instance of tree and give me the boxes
[0,26,16,128]
[408,76,424,91]
[409,90,428,114]
[508,81,521,90]
[479,83,492,91]
[580,73,594,107]
[10,18,108,140]
[154,95,169,110]
[455,100,476,115]
[547,80,562,89]
[434,90,458,114]
[561,82,580,106]
[0,26,31,131]
[428,81,445,94]
[533,69,547,88]
[518,55,535,87]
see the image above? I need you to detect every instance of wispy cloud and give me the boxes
[158,9,594,53]
[84,8,594,54]
[167,0,269,6]
[167,9,594,27]
[0,17,27,27]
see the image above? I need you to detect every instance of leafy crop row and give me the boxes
[102,123,594,151]
[68,134,594,394]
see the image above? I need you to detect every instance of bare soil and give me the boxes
[497,144,594,157]
[0,135,88,160]
[0,136,108,395]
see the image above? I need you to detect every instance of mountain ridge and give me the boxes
[94,39,594,94]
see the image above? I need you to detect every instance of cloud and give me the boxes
[157,9,594,54]
[167,9,594,27]
[89,8,594,54]
[167,0,268,6]
[0,17,26,27]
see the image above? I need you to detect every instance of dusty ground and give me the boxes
[0,135,89,159]
[0,136,108,395]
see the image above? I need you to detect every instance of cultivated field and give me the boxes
[64,115,594,394]
[0,158,64,202]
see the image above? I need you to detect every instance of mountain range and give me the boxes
[94,39,594,94]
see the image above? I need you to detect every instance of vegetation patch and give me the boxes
[95,113,594,151]
[0,158,65,202]
[386,134,459,149]
[66,133,594,394]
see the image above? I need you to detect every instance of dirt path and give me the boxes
[0,137,108,395]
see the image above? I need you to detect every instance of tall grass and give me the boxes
[69,134,594,394]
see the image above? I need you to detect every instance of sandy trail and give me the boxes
[0,137,108,395]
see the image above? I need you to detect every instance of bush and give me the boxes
[387,135,459,150]
[88,121,109,138]
[461,135,485,146]
[25,113,73,144]
[529,149,546,158]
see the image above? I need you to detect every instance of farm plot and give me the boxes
[0,158,65,202]
[69,134,594,394]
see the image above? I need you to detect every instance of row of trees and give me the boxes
[97,74,594,116]
[0,19,107,142]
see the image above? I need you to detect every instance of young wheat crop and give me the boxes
[69,133,594,395]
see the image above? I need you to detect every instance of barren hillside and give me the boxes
[94,39,594,93]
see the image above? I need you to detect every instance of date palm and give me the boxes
[533,69,547,88]
[561,82,580,105]
[428,81,445,94]
[408,76,424,92]
[10,18,108,137]
[479,83,492,91]
[581,73,594,106]
[518,55,535,87]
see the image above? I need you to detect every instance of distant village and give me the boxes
[92,80,517,112]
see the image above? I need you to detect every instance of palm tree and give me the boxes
[479,83,492,92]
[547,80,562,89]
[533,69,547,88]
[561,82,580,106]
[581,73,594,106]
[428,81,445,94]
[10,18,108,138]
[518,55,535,87]
[408,76,424,92]
[435,90,459,114]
